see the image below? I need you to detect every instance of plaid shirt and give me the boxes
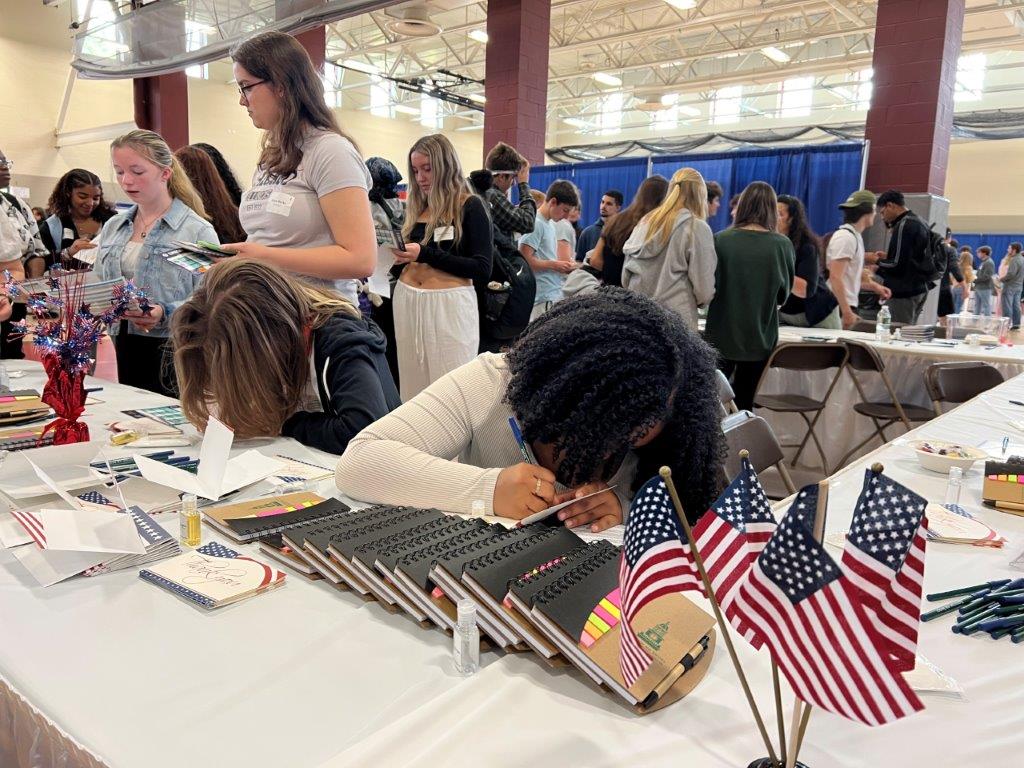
[485,182,536,237]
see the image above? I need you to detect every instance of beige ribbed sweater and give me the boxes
[335,353,635,517]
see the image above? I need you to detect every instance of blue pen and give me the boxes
[508,416,536,464]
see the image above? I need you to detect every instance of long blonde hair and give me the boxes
[642,167,708,247]
[110,129,208,219]
[402,134,471,245]
[171,259,359,439]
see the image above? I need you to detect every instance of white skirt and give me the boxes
[393,281,479,401]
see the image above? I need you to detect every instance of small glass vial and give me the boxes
[179,493,202,548]
[945,466,964,507]
[276,478,310,494]
[453,599,480,676]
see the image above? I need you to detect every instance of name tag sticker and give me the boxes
[266,190,295,217]
[62,228,75,241]
[433,225,455,243]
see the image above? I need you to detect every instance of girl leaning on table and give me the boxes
[336,288,725,532]
[172,259,400,456]
[391,133,493,401]
[93,129,217,397]
[226,31,377,307]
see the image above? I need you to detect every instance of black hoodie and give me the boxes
[281,313,401,455]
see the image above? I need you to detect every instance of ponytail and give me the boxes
[111,129,209,220]
[168,156,208,220]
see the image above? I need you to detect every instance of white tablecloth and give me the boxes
[3,360,1024,767]
[759,326,1024,470]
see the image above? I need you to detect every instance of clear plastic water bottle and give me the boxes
[876,305,891,343]
[945,466,964,507]
[453,599,480,676]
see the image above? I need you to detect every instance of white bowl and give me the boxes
[908,440,986,473]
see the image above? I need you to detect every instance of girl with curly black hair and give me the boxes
[336,288,724,530]
[34,168,117,276]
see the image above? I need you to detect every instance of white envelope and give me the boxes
[11,545,108,587]
[39,508,147,555]
[133,417,285,501]
[0,443,103,499]
[0,510,32,548]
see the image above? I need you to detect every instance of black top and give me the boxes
[280,313,401,455]
[601,234,628,287]
[37,215,93,271]
[405,194,493,282]
[877,210,932,298]
[780,239,820,315]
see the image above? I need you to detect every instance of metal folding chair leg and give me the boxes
[836,416,897,468]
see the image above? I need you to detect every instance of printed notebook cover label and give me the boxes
[139,541,285,608]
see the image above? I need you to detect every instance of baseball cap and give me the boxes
[838,190,877,209]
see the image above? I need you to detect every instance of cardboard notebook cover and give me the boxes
[258,534,322,580]
[531,547,716,708]
[203,493,341,542]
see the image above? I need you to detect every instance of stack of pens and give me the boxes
[921,578,1024,642]
[90,451,199,478]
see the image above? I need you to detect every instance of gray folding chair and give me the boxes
[716,369,738,415]
[722,410,797,498]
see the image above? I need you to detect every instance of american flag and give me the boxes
[618,475,700,688]
[841,470,928,673]
[732,506,923,726]
[691,459,780,646]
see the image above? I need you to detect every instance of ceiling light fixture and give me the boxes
[761,46,790,63]
[660,93,679,106]
[593,72,622,87]
[563,117,592,128]
[467,92,486,103]
[664,0,697,9]
[468,29,489,44]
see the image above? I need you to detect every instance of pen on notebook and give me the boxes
[1003,436,1011,455]
[1010,400,1024,407]
[508,416,536,464]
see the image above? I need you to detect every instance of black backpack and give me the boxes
[482,227,536,341]
[909,216,947,284]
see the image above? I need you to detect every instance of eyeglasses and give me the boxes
[0,159,12,169]
[237,80,267,99]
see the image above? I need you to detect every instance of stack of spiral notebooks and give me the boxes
[230,501,715,713]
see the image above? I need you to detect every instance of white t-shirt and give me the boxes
[826,225,864,308]
[239,129,371,305]
[553,219,576,254]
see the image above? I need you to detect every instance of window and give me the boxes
[370,77,395,118]
[955,53,986,102]
[598,92,623,135]
[184,21,209,80]
[75,0,125,60]
[420,94,442,129]
[779,76,813,118]
[711,85,742,125]
[323,65,344,108]
[855,68,873,111]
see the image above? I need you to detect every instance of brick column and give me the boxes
[483,0,550,167]
[293,27,326,73]
[133,73,189,150]
[864,0,965,194]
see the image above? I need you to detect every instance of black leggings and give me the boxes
[719,357,770,412]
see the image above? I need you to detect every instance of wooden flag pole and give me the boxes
[794,704,813,759]
[785,699,804,768]
[660,467,781,768]
[773,663,787,766]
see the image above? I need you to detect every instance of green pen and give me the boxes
[922,595,984,622]
[926,580,1011,601]
[954,605,1001,634]
[1011,625,1024,643]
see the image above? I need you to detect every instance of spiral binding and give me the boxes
[396,525,505,570]
[429,525,538,565]
[327,506,432,546]
[235,505,351,540]
[511,540,614,589]
[299,504,405,542]
[465,528,559,572]
[353,511,457,557]
[532,544,621,606]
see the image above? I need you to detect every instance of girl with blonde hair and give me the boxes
[93,129,217,395]
[172,259,399,453]
[621,167,716,330]
[391,133,493,400]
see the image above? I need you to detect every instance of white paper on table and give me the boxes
[367,246,396,298]
[39,508,147,554]
[133,417,284,500]
[11,544,108,587]
[902,655,966,700]
[27,459,85,511]
[0,443,103,499]
[518,485,618,526]
[0,511,32,548]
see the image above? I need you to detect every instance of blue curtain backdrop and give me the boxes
[950,234,1024,270]
[535,143,865,236]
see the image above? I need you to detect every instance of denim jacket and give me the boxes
[94,198,217,339]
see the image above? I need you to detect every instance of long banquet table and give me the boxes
[2,359,1024,767]
[759,325,1024,470]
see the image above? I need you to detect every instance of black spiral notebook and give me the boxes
[325,507,443,605]
[374,517,490,576]
[506,540,620,614]
[459,526,586,656]
[428,525,552,649]
[222,498,351,543]
[280,505,395,584]
[391,524,507,630]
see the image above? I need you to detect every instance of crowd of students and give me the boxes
[0,29,997,529]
